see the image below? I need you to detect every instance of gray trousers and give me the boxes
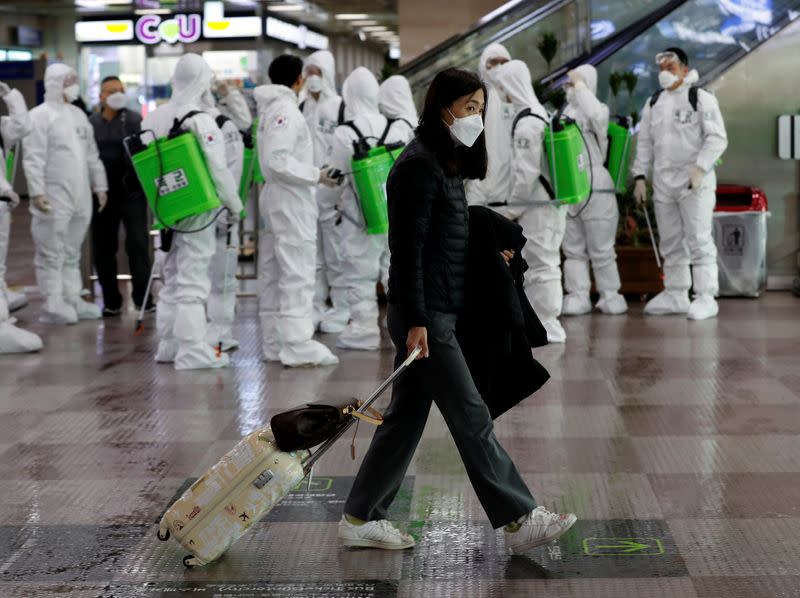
[344,305,537,529]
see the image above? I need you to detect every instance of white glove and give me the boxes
[1,189,20,209]
[689,166,704,190]
[633,178,648,204]
[567,70,585,89]
[32,195,52,213]
[95,190,108,213]
[0,82,10,97]
[224,204,242,224]
[319,168,343,188]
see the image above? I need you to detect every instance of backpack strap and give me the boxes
[650,87,700,111]
[215,114,231,130]
[378,119,397,146]
[342,121,365,141]
[510,108,554,201]
[511,108,548,140]
[337,100,346,125]
[169,110,204,137]
[689,86,699,112]
[649,90,663,108]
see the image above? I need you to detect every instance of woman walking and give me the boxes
[338,68,577,554]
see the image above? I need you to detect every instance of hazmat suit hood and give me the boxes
[253,84,298,112]
[305,50,336,98]
[342,67,380,118]
[571,64,598,95]
[495,60,548,119]
[171,53,214,105]
[677,68,700,90]
[44,63,77,104]
[479,43,512,82]
[378,75,418,124]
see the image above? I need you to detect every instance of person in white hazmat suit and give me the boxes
[300,51,349,333]
[561,65,627,316]
[141,54,241,370]
[377,75,418,291]
[466,43,512,209]
[632,47,728,320]
[23,64,107,325]
[0,81,42,353]
[254,54,340,367]
[215,82,252,132]
[200,83,244,352]
[494,60,568,343]
[317,67,409,351]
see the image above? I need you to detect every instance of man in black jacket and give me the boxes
[89,76,153,316]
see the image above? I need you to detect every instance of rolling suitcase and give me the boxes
[157,346,422,567]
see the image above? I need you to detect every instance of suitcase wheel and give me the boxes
[183,555,196,568]
[157,528,170,541]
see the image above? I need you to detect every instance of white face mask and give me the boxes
[63,83,80,103]
[446,107,484,148]
[305,74,323,94]
[658,70,680,90]
[106,91,127,111]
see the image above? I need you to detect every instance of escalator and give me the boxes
[400,0,800,113]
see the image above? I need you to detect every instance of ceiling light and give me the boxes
[357,31,366,41]
[336,13,368,20]
[361,26,387,32]
[76,0,131,6]
[350,20,377,26]
[268,4,305,12]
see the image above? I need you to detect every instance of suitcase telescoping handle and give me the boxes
[303,346,422,472]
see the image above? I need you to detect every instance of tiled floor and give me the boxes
[3,213,800,597]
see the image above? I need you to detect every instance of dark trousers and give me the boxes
[91,187,151,309]
[344,304,537,529]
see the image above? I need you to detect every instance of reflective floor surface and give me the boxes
[2,218,800,597]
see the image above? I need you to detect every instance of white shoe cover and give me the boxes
[155,340,178,363]
[687,295,719,320]
[7,289,28,312]
[40,302,78,325]
[280,339,339,367]
[596,292,628,315]
[73,299,101,320]
[336,321,380,351]
[644,290,690,315]
[174,303,230,370]
[543,319,567,343]
[0,321,43,353]
[319,308,348,334]
[562,293,592,316]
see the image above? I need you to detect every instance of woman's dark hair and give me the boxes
[417,68,488,180]
[269,54,303,88]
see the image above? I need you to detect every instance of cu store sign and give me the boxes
[135,13,202,45]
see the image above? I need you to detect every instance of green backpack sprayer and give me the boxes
[124,110,224,231]
[495,106,591,210]
[606,116,633,193]
[343,119,405,235]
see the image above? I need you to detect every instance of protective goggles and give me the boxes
[655,51,679,65]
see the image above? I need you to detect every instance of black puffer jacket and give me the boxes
[386,137,469,327]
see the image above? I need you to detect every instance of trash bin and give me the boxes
[713,185,769,297]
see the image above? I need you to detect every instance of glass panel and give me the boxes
[595,0,800,115]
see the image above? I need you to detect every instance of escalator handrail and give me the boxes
[398,0,560,75]
[542,0,690,85]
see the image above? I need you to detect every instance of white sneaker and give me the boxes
[338,516,415,550]
[687,295,719,320]
[562,293,592,316]
[643,290,690,315]
[505,507,577,554]
[596,292,628,315]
